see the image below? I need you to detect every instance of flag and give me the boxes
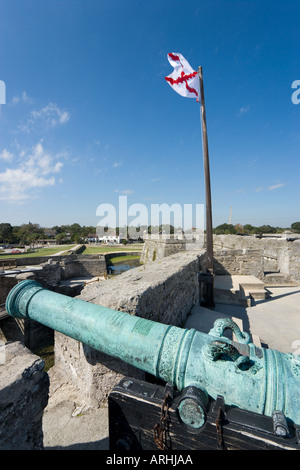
[165,53,200,102]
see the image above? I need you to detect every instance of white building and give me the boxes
[97,235,122,244]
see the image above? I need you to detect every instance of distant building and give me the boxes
[85,234,124,244]
[44,228,57,238]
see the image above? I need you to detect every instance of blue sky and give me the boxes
[0,0,299,229]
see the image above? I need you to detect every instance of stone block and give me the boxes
[0,341,49,450]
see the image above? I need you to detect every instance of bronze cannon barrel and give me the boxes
[5,280,300,429]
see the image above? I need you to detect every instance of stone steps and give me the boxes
[263,272,288,284]
[214,275,267,307]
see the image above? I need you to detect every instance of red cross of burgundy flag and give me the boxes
[165,53,200,102]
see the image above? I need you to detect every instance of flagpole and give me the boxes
[198,66,214,307]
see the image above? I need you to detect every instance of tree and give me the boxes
[70,223,82,235]
[52,225,64,234]
[256,225,276,234]
[26,233,40,251]
[16,223,44,249]
[0,223,13,243]
[234,223,244,234]
[213,223,237,235]
[291,222,300,233]
[55,232,67,244]
[72,233,82,244]
[243,224,256,234]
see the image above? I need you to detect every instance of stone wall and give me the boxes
[213,235,300,283]
[54,332,145,407]
[61,255,107,279]
[1,315,54,353]
[0,276,18,305]
[140,238,187,264]
[139,235,299,284]
[78,251,200,324]
[201,249,264,279]
[9,254,66,267]
[5,253,107,277]
[0,255,107,305]
[53,252,201,406]
[215,249,263,278]
[34,261,62,286]
[0,341,49,450]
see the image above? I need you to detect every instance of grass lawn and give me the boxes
[108,255,141,264]
[0,245,76,259]
[0,243,143,259]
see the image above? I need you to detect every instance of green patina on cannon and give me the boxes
[5,280,300,430]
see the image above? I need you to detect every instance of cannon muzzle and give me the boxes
[5,280,300,428]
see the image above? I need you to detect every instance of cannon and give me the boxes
[5,280,300,434]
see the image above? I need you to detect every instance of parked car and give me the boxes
[11,249,21,253]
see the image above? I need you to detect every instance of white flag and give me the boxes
[165,53,200,102]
